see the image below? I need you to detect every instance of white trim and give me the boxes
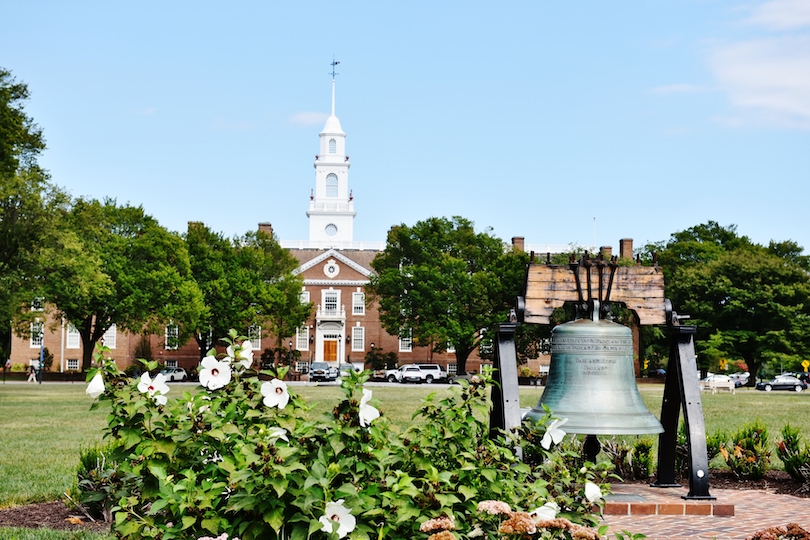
[303,279,369,287]
[292,248,376,278]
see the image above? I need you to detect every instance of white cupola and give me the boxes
[307,59,355,246]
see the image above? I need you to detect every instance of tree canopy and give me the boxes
[0,68,66,359]
[185,223,310,363]
[39,198,206,369]
[367,216,528,374]
[648,221,810,381]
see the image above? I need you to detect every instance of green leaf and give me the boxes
[458,485,477,501]
[181,516,197,530]
[264,506,285,534]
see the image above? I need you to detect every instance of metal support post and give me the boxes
[653,322,714,499]
[489,322,522,438]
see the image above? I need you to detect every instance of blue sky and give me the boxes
[3,1,809,253]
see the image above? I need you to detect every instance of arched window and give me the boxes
[329,139,336,153]
[326,173,338,197]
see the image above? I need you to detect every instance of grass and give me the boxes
[2,380,809,531]
[0,529,110,540]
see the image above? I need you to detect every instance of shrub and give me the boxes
[776,424,810,486]
[601,438,655,481]
[83,334,608,540]
[71,439,126,521]
[719,420,770,480]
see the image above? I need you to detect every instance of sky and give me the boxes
[3,0,809,254]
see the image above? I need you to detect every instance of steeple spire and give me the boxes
[330,56,340,116]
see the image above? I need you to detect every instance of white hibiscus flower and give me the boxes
[541,417,568,450]
[226,340,253,370]
[319,499,356,539]
[267,426,289,443]
[584,481,603,503]
[261,379,289,409]
[199,356,232,390]
[359,388,380,427]
[137,372,170,405]
[530,501,559,522]
[85,372,105,399]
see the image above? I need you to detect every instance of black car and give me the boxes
[309,362,335,382]
[755,375,807,392]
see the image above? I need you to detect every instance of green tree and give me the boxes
[185,223,310,363]
[0,68,67,359]
[649,221,810,383]
[40,198,205,370]
[367,216,529,374]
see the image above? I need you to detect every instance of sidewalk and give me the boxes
[600,483,810,539]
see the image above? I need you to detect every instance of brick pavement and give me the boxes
[600,484,810,539]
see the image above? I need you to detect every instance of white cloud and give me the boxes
[289,111,329,126]
[746,0,810,30]
[709,35,810,128]
[651,84,707,94]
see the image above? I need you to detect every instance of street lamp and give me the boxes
[288,340,293,368]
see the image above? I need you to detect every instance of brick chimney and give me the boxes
[620,238,633,260]
[258,222,273,236]
[600,246,613,258]
[512,236,525,252]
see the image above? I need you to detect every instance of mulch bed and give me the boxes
[0,470,806,532]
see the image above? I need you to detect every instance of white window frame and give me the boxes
[66,323,80,349]
[165,324,179,350]
[248,325,262,350]
[66,359,79,371]
[300,290,310,304]
[165,359,178,368]
[447,341,456,353]
[103,324,117,349]
[352,292,365,315]
[30,322,43,348]
[329,138,336,153]
[326,173,338,197]
[399,330,412,353]
[323,289,340,314]
[296,326,309,350]
[352,326,365,352]
[31,297,44,311]
[447,364,458,376]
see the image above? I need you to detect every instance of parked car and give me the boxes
[160,367,187,382]
[701,374,740,388]
[385,364,424,383]
[310,362,336,382]
[338,362,362,377]
[756,375,807,392]
[417,364,447,383]
[728,372,749,386]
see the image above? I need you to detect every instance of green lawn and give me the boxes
[1,381,809,511]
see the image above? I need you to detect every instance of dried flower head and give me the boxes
[477,500,512,515]
[420,515,456,532]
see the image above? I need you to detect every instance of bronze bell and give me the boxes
[525,302,663,435]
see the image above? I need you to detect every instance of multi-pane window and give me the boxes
[31,297,44,311]
[67,359,79,371]
[352,292,365,315]
[166,359,178,368]
[323,290,339,314]
[248,325,261,350]
[103,324,117,349]
[447,364,458,376]
[351,326,365,351]
[67,324,81,348]
[166,324,179,350]
[447,341,456,353]
[329,138,336,153]
[296,326,309,350]
[326,173,338,197]
[300,290,310,304]
[30,322,43,348]
[399,330,412,353]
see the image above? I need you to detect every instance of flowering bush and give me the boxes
[719,420,771,480]
[83,331,610,540]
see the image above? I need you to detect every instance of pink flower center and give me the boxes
[331,514,340,522]
[212,368,219,376]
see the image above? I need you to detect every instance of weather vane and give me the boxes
[330,56,340,79]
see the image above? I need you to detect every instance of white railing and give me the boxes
[280,240,386,251]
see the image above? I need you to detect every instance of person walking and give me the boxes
[27,365,37,383]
